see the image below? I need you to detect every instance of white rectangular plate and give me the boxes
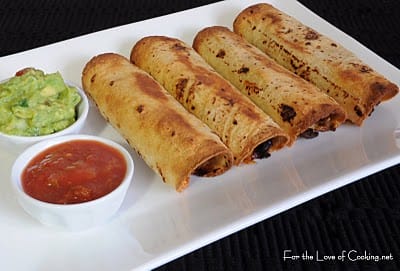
[1,0,399,270]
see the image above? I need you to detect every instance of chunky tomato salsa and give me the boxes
[22,140,127,204]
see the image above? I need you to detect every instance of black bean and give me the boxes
[300,128,319,139]
[252,140,272,159]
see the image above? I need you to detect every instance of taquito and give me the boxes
[131,36,289,164]
[82,53,233,192]
[193,26,346,144]
[233,3,399,125]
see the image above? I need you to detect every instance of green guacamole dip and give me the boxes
[0,68,81,136]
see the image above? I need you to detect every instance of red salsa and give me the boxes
[22,140,127,204]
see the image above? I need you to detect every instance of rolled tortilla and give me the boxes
[131,36,289,164]
[82,53,233,192]
[233,3,399,125]
[193,26,346,144]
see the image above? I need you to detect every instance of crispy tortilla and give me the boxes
[82,53,233,191]
[131,36,289,164]
[193,26,346,144]
[233,3,399,125]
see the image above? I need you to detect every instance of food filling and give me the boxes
[252,140,273,159]
[300,128,319,139]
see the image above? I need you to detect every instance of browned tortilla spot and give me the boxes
[244,80,262,95]
[134,73,168,102]
[280,104,296,122]
[172,43,187,51]
[136,104,144,113]
[175,78,188,101]
[216,49,226,58]
[305,29,319,40]
[360,65,372,73]
[238,67,250,74]
[370,82,387,95]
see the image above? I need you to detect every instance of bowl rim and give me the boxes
[11,134,134,209]
[0,81,89,142]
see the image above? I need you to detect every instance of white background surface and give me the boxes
[1,0,400,270]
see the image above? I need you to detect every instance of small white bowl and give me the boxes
[11,134,134,231]
[0,82,89,151]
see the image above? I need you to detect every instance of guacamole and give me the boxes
[0,68,81,136]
